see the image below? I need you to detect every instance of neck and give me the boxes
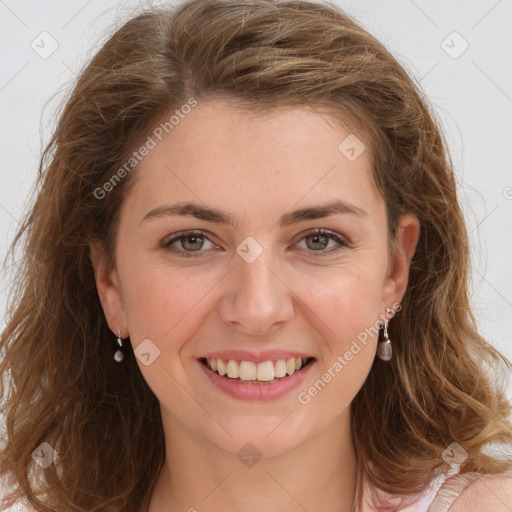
[148,409,358,512]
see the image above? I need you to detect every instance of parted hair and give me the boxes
[1,1,511,511]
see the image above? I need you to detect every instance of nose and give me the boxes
[218,248,294,335]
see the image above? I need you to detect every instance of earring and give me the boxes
[114,330,124,362]
[377,308,393,361]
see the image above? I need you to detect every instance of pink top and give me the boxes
[0,465,506,511]
[360,465,486,511]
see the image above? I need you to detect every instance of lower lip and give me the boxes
[198,359,316,401]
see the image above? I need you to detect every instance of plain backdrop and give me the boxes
[0,1,511,395]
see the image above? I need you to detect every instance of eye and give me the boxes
[161,228,349,258]
[295,228,349,256]
[161,230,216,257]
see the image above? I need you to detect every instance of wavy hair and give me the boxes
[1,1,511,511]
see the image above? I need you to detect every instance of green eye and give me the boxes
[304,233,330,251]
[162,230,215,257]
[178,234,206,251]
[296,229,349,256]
[162,228,348,258]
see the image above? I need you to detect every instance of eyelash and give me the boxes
[161,228,349,258]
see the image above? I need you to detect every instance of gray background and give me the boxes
[1,1,511,392]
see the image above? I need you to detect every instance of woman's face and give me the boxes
[92,99,419,457]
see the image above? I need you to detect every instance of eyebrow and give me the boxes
[140,199,367,228]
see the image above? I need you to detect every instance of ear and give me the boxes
[89,241,129,338]
[381,213,420,307]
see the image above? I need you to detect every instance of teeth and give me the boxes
[275,359,287,378]
[239,361,256,380]
[205,357,311,382]
[217,359,227,376]
[286,358,296,375]
[226,360,239,379]
[257,361,275,381]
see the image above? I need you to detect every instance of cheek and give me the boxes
[119,256,222,343]
[301,266,384,335]
[118,265,216,399]
[121,252,385,340]
[298,268,382,376]
[296,274,381,407]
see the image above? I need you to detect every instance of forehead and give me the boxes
[122,99,383,225]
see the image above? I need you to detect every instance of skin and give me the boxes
[91,99,420,512]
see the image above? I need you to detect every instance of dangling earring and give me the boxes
[377,309,393,361]
[114,330,124,362]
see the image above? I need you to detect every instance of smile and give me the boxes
[201,356,314,383]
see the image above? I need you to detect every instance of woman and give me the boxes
[1,0,511,510]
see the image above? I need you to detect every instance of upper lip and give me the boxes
[198,350,315,363]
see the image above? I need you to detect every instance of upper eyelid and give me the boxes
[161,229,216,246]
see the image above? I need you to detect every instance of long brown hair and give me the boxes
[1,1,511,511]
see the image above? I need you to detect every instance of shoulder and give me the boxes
[448,473,512,512]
